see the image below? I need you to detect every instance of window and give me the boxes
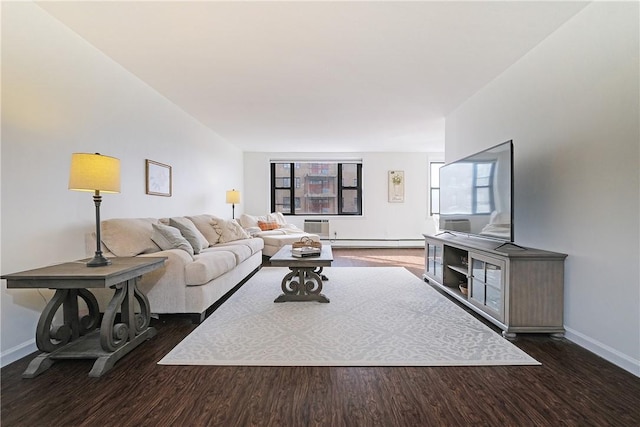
[270,161,363,215]
[430,161,444,215]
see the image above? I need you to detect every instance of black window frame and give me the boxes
[270,162,363,216]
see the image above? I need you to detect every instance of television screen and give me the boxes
[439,140,513,242]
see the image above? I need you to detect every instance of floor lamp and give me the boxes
[226,189,240,219]
[69,153,121,267]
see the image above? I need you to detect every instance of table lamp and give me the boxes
[69,153,121,267]
[226,189,240,219]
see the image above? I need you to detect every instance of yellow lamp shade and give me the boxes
[69,153,120,193]
[226,189,240,204]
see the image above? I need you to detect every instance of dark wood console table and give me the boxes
[2,257,165,378]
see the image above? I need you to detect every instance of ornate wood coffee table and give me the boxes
[269,244,333,303]
[2,256,165,378]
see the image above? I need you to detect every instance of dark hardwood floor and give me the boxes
[2,248,639,426]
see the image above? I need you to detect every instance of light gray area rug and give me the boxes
[159,267,539,366]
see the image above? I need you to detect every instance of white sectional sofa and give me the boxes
[237,212,321,257]
[90,215,263,323]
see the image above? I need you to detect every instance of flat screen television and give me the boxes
[439,140,514,242]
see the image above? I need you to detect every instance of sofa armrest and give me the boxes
[137,249,192,313]
[244,226,262,237]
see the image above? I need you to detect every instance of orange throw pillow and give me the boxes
[258,221,280,231]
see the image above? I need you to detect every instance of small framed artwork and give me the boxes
[388,170,404,203]
[146,159,172,197]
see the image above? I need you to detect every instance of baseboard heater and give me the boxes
[304,219,330,238]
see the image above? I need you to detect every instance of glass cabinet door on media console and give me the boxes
[468,253,505,322]
[425,242,443,282]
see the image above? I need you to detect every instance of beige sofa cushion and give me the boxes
[238,213,267,229]
[187,214,223,246]
[170,217,209,254]
[101,218,160,257]
[238,212,288,229]
[211,218,251,243]
[214,237,264,255]
[185,251,236,286]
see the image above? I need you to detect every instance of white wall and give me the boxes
[445,2,639,376]
[243,152,442,245]
[1,3,244,366]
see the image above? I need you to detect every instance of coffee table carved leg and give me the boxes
[314,267,329,281]
[274,267,330,303]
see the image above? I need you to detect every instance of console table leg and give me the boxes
[35,289,100,353]
[89,326,157,378]
[22,353,55,379]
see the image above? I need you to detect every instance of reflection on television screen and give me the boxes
[439,140,513,242]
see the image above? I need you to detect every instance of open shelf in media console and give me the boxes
[448,264,468,276]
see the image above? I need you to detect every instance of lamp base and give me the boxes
[86,253,111,267]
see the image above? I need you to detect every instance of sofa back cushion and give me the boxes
[238,213,266,229]
[101,218,160,257]
[169,217,209,254]
[211,218,251,243]
[268,211,288,225]
[239,212,288,229]
[186,214,223,246]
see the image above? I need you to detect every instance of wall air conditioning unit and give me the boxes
[304,219,330,238]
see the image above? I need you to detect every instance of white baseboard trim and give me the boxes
[320,239,424,248]
[1,339,37,369]
[565,326,640,377]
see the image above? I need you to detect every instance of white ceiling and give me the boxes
[37,1,588,153]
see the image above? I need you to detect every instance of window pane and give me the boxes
[431,188,440,214]
[430,162,443,216]
[431,163,442,187]
[341,163,358,187]
[341,189,359,213]
[274,189,290,212]
[274,163,290,188]
[294,163,338,214]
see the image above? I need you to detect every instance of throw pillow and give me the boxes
[211,218,251,243]
[169,217,209,254]
[258,221,280,231]
[186,214,223,246]
[150,223,194,257]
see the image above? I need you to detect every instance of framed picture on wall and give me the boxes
[146,159,172,197]
[388,170,404,203]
